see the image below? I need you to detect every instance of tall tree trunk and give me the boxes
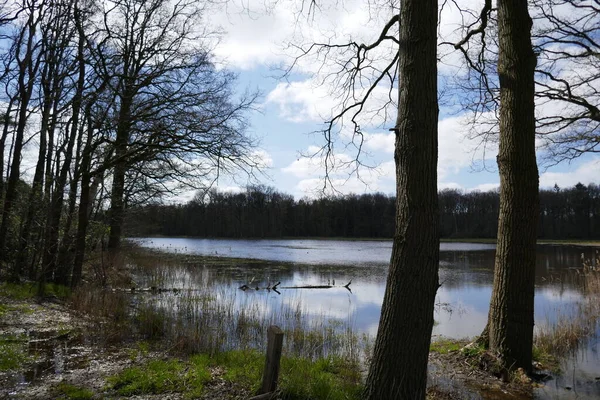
[363,0,439,398]
[49,23,85,285]
[0,18,40,268]
[72,115,95,288]
[107,93,133,251]
[0,96,16,206]
[15,60,54,277]
[486,0,539,373]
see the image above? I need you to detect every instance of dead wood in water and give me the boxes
[239,280,352,293]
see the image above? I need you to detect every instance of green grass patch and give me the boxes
[212,349,264,391]
[532,346,560,374]
[53,382,94,400]
[107,358,211,398]
[0,335,29,371]
[278,356,362,400]
[0,282,37,299]
[430,338,465,354]
[213,349,362,400]
[0,282,71,300]
[430,338,484,359]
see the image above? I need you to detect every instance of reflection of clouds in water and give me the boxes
[279,288,356,320]
[432,288,490,339]
[352,282,384,306]
[536,286,584,303]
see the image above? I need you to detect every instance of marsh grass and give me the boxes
[93,248,369,364]
[534,252,600,361]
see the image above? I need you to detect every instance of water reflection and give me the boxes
[134,238,600,398]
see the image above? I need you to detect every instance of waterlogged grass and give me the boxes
[532,346,560,374]
[534,259,600,362]
[53,382,94,400]
[0,335,30,371]
[87,248,368,362]
[107,357,211,398]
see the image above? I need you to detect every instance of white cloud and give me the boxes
[250,149,274,168]
[266,81,335,123]
[539,158,600,189]
[470,183,499,192]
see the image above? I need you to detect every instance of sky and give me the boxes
[193,0,600,200]
[10,0,598,202]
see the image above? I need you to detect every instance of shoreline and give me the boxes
[130,235,600,247]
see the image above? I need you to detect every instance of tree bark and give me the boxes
[363,0,439,398]
[486,0,539,373]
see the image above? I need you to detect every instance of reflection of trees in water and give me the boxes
[437,246,597,293]
[131,245,596,295]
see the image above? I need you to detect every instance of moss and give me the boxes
[53,382,94,400]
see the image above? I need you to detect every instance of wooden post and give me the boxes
[259,325,284,395]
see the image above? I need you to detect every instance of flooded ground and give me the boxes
[1,239,598,399]
[132,238,600,399]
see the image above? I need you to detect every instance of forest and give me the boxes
[0,0,258,287]
[125,182,600,240]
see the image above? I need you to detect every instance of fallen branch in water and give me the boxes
[239,280,352,293]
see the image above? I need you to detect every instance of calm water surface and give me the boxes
[134,238,600,399]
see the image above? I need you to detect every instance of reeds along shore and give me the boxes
[71,250,369,363]
[534,251,600,359]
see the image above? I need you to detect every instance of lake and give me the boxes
[133,238,600,399]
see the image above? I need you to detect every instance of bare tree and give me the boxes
[532,0,600,163]
[82,0,259,251]
[0,0,46,274]
[288,0,439,397]
[445,0,539,373]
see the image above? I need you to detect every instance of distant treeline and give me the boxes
[125,183,600,239]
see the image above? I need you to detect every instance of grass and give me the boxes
[0,282,71,300]
[429,338,467,354]
[74,248,366,363]
[53,382,94,400]
[0,335,30,371]
[215,349,363,400]
[107,357,211,398]
[107,349,362,400]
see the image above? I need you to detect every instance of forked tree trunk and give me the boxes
[363,0,439,398]
[486,0,539,373]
